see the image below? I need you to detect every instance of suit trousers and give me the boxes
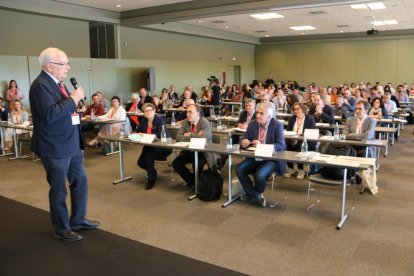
[40,151,88,235]
[236,158,276,199]
[137,146,172,181]
[172,150,206,187]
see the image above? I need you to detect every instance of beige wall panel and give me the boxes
[255,45,272,81]
[355,41,377,84]
[395,39,414,84]
[337,42,358,85]
[286,44,304,85]
[302,43,321,86]
[320,42,339,86]
[0,10,89,57]
[376,40,398,84]
[270,46,288,82]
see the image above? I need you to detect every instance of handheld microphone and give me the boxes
[70,77,86,100]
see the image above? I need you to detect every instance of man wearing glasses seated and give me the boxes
[343,100,377,157]
[172,104,216,189]
[236,103,286,207]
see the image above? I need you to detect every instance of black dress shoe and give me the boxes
[71,219,100,231]
[145,180,155,190]
[54,230,83,242]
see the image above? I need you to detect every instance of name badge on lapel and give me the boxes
[71,112,80,125]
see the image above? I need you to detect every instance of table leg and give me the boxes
[337,168,348,230]
[188,150,198,200]
[113,140,132,184]
[222,154,242,207]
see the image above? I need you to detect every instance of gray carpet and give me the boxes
[1,125,414,275]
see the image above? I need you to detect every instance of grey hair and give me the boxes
[256,103,273,117]
[38,47,63,67]
[131,93,140,100]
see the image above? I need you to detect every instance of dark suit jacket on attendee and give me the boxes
[237,110,256,125]
[138,95,153,110]
[286,114,316,151]
[138,114,169,138]
[309,104,335,124]
[241,118,286,175]
[29,70,84,158]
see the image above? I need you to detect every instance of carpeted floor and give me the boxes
[1,125,414,275]
[0,196,242,275]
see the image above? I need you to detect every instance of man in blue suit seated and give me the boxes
[29,47,99,242]
[236,103,286,207]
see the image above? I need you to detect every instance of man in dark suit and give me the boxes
[172,104,216,188]
[29,47,99,242]
[138,88,152,110]
[236,103,286,207]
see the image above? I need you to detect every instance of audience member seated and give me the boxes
[309,93,335,135]
[383,91,398,115]
[138,88,152,110]
[137,103,172,190]
[96,91,110,112]
[81,93,105,136]
[341,88,356,112]
[368,97,388,120]
[172,104,216,189]
[0,97,9,121]
[395,85,409,102]
[125,93,141,132]
[6,80,24,110]
[334,94,354,119]
[272,89,287,112]
[168,85,179,103]
[88,96,126,146]
[343,100,377,157]
[285,94,299,113]
[3,100,29,151]
[284,102,316,179]
[236,103,286,207]
[160,88,172,109]
[220,86,234,101]
[152,95,164,114]
[258,91,276,117]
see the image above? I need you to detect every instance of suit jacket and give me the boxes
[176,116,216,168]
[138,114,169,139]
[309,104,335,124]
[286,114,316,151]
[343,116,377,157]
[237,110,256,125]
[138,95,152,110]
[29,70,84,158]
[241,118,286,175]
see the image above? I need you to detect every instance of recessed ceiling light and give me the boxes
[301,33,305,35]
[373,21,385,26]
[232,57,236,61]
[116,4,121,8]
[265,34,270,37]
[351,2,386,10]
[197,20,203,23]
[340,30,344,33]
[250,13,284,20]
[350,4,368,10]
[367,2,386,10]
[225,26,229,29]
[290,26,315,31]
[384,20,398,25]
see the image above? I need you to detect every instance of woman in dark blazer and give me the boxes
[137,103,172,190]
[285,102,316,179]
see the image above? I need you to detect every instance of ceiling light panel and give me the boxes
[367,2,387,10]
[289,25,316,31]
[250,13,284,20]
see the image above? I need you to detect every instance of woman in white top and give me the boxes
[4,100,30,151]
[88,96,126,146]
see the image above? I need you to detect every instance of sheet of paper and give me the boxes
[254,144,274,158]
[173,142,190,147]
[189,138,206,149]
[140,134,156,144]
[128,133,142,141]
[304,128,319,140]
[284,131,298,137]
[316,123,330,127]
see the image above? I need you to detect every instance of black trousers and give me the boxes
[137,146,172,182]
[172,150,207,187]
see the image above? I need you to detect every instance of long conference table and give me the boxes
[103,133,374,230]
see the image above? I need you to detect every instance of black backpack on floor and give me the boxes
[197,167,223,201]
[320,143,356,180]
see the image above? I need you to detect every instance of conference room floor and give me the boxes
[1,126,414,275]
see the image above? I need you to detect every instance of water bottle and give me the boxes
[211,107,215,118]
[161,125,167,143]
[301,138,308,159]
[91,110,96,122]
[217,116,222,129]
[7,113,13,126]
[171,112,176,126]
[334,122,340,141]
[226,131,233,151]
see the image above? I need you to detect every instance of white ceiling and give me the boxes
[4,0,414,42]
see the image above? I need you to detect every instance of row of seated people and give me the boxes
[133,99,375,208]
[0,99,30,151]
